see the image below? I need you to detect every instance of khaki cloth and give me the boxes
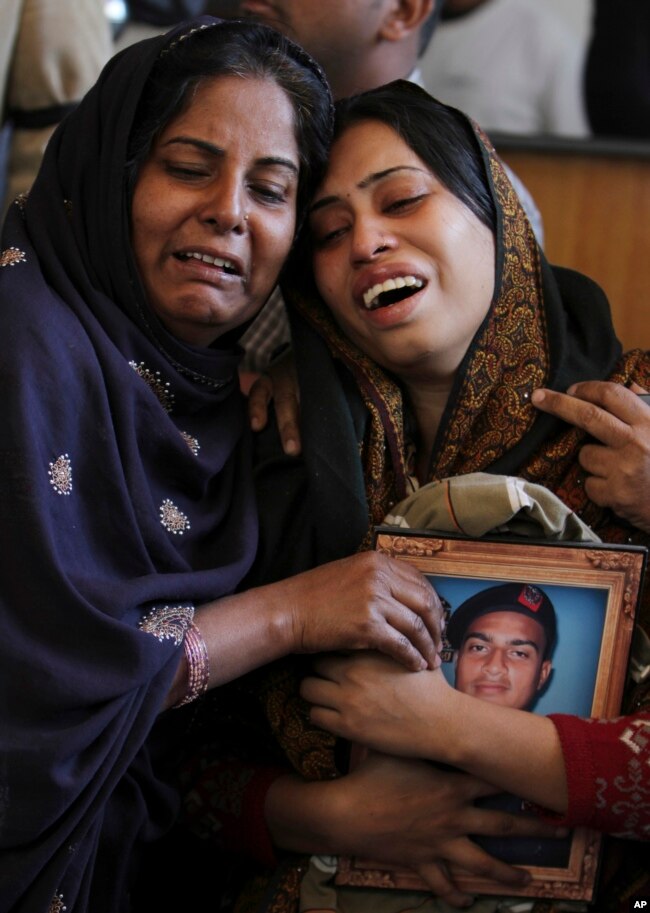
[385,473,599,543]
[1,0,111,211]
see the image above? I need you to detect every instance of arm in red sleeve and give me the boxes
[181,758,288,867]
[547,711,650,838]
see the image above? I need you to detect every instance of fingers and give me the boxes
[534,382,650,530]
[356,618,431,671]
[385,600,442,670]
[300,664,352,737]
[247,373,273,432]
[325,553,442,670]
[442,837,532,892]
[577,440,634,492]
[246,354,302,455]
[581,470,617,508]
[415,861,475,909]
[382,560,443,669]
[532,382,649,446]
[462,804,567,843]
[268,353,301,456]
[456,779,569,842]
[309,654,347,681]
[290,553,443,667]
[306,703,342,737]
[300,668,338,704]
[300,671,329,700]
[273,384,301,456]
[379,617,436,671]
[302,655,448,755]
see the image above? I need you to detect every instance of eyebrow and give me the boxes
[162,136,299,175]
[310,165,427,214]
[462,631,541,653]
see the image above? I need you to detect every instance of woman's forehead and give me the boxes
[318,120,429,194]
[158,75,299,162]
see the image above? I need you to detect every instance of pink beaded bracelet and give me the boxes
[174,621,210,708]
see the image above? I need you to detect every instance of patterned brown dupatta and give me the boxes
[288,119,649,541]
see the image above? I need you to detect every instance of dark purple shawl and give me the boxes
[0,19,258,912]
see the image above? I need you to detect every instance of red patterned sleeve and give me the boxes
[181,758,288,867]
[547,712,650,838]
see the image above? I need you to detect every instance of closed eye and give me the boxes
[312,224,350,247]
[384,193,428,214]
[166,163,210,180]
[250,183,289,205]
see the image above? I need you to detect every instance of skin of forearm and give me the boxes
[264,774,341,854]
[425,688,569,814]
[163,584,296,709]
[194,586,297,686]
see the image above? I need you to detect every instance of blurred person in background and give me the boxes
[0,0,111,212]
[421,0,589,137]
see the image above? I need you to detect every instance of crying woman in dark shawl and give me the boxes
[0,22,446,913]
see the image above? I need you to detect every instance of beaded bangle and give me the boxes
[174,621,210,708]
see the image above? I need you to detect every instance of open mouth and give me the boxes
[362,275,425,310]
[174,251,241,276]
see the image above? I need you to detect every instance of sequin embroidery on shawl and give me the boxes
[0,246,26,267]
[0,18,258,913]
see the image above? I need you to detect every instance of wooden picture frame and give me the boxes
[336,530,646,902]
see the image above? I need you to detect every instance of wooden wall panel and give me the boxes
[500,151,650,352]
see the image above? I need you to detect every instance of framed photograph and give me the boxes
[336,530,647,902]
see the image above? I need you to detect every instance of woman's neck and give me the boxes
[401,377,453,485]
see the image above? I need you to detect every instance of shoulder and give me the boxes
[0,266,97,379]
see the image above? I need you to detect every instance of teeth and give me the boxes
[362,275,423,309]
[183,252,237,272]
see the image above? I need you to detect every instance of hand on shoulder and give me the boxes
[532,381,650,532]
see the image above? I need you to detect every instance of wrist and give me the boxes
[255,580,299,656]
[191,585,297,686]
[265,775,341,855]
[417,685,473,768]
[173,621,210,707]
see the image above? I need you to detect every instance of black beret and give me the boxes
[446,582,556,654]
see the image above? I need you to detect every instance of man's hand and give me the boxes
[532,381,650,532]
[248,350,302,455]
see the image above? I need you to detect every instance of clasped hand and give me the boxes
[282,551,443,671]
[316,752,563,908]
[302,651,448,757]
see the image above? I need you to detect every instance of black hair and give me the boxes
[332,80,496,233]
[125,20,333,223]
[418,0,445,56]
